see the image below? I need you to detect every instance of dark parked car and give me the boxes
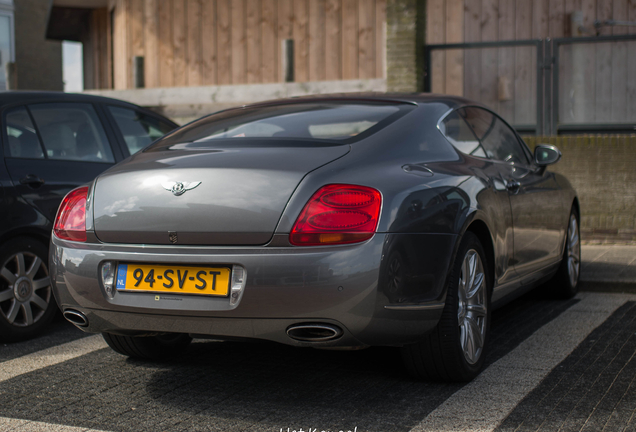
[0,92,177,342]
[50,94,579,382]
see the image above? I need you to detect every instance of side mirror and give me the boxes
[534,144,562,166]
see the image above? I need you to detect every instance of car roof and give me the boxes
[0,91,178,126]
[241,92,478,111]
[0,91,145,109]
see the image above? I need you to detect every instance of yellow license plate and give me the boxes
[115,263,230,296]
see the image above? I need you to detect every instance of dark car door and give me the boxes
[461,107,564,278]
[2,102,122,222]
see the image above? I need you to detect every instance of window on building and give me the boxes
[0,12,14,90]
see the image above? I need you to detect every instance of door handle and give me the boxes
[506,180,520,194]
[20,174,45,188]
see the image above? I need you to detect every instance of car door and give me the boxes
[2,102,122,223]
[438,109,517,287]
[461,107,564,279]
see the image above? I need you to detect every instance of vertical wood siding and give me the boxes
[428,0,635,127]
[97,0,385,89]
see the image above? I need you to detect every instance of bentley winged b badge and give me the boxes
[161,181,201,196]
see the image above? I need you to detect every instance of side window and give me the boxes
[460,107,528,165]
[28,103,115,163]
[4,107,44,159]
[439,110,487,158]
[108,106,175,155]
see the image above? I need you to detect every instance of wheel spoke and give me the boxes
[0,267,17,284]
[466,316,484,350]
[467,304,487,317]
[26,256,42,279]
[460,321,468,353]
[32,277,51,290]
[6,301,19,324]
[16,253,26,276]
[31,293,48,310]
[22,303,33,326]
[465,321,476,361]
[467,254,477,294]
[460,258,470,299]
[467,272,484,299]
[0,289,14,303]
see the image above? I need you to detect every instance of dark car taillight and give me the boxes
[54,186,89,242]
[290,184,382,246]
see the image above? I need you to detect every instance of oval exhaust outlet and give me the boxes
[286,323,343,342]
[63,309,89,327]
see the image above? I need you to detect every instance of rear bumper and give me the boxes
[50,233,455,347]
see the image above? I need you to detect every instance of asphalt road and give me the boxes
[1,289,636,432]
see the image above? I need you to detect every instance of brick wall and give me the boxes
[386,0,425,92]
[524,135,636,242]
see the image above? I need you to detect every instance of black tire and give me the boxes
[549,207,581,299]
[401,232,491,382]
[0,237,57,343]
[103,332,192,360]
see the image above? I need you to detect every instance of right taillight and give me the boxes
[54,186,89,242]
[290,184,382,246]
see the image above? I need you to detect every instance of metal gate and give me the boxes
[424,34,636,136]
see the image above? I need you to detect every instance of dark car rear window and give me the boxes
[146,102,414,150]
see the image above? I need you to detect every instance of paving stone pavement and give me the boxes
[496,301,636,432]
[0,245,634,431]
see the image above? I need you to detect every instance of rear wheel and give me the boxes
[402,232,491,382]
[0,237,56,342]
[549,208,581,299]
[103,332,192,360]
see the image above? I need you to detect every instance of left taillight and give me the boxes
[54,186,89,242]
[290,184,382,246]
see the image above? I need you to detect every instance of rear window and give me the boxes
[147,102,414,150]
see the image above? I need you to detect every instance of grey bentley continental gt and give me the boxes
[50,94,580,382]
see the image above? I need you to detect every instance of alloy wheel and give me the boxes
[457,249,487,365]
[567,215,581,288]
[0,252,52,327]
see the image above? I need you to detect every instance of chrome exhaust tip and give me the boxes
[286,323,343,342]
[63,309,89,327]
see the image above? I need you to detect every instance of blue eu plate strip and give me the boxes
[116,264,128,290]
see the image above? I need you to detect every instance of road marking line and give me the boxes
[0,416,108,432]
[0,335,107,383]
[410,292,636,432]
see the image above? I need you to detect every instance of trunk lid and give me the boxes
[93,142,349,245]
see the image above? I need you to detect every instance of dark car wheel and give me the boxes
[549,207,581,299]
[402,232,491,382]
[103,332,192,360]
[0,237,56,343]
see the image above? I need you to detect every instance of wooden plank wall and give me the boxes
[89,0,386,90]
[428,0,636,127]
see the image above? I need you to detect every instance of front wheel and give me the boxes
[549,208,581,299]
[401,232,491,382]
[103,332,192,360]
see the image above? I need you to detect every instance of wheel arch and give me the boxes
[0,228,50,253]
[464,219,495,294]
[572,196,580,220]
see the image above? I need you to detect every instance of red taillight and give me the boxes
[54,186,88,242]
[290,184,382,246]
